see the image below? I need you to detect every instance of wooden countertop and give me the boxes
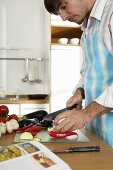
[0,129,113,170]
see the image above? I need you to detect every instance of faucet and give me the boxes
[22,74,29,82]
[22,58,29,82]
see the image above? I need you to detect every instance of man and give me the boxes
[44,0,113,147]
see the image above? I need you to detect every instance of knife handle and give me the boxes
[67,104,78,110]
[51,104,77,119]
[69,146,100,152]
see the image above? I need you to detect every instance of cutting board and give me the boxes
[13,129,90,143]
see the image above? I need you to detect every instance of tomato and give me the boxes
[8,114,19,122]
[0,105,9,116]
[0,117,7,123]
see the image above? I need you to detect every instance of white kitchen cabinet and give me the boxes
[50,45,83,112]
[20,104,49,115]
[0,0,47,57]
[1,104,20,115]
[0,0,50,95]
[0,102,50,116]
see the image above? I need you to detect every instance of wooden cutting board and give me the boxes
[13,130,90,143]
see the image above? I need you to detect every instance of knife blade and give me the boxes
[52,146,100,153]
[41,104,77,126]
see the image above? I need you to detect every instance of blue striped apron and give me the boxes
[83,20,113,147]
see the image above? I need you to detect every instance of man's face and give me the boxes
[58,0,89,24]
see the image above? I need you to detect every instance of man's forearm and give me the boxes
[83,101,113,121]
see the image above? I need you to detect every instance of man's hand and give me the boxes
[66,88,83,109]
[53,101,111,132]
[53,109,89,132]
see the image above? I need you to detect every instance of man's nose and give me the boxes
[59,10,67,21]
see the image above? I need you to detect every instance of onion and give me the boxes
[20,132,33,140]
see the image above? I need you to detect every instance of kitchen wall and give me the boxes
[50,45,83,111]
[0,0,50,95]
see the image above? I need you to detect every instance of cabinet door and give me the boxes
[51,45,83,111]
[0,0,50,95]
[1,104,19,115]
[0,0,45,57]
[20,104,49,115]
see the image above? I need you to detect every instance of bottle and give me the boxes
[15,89,20,100]
[16,92,19,100]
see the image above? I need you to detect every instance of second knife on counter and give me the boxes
[52,146,100,153]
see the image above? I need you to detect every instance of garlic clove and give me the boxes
[0,128,2,138]
[6,121,13,133]
[0,123,6,134]
[9,119,19,130]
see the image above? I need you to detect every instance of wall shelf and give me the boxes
[51,43,80,46]
[0,57,43,61]
[51,26,82,39]
[0,48,31,51]
[51,15,82,44]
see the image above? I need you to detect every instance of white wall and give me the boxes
[50,45,83,112]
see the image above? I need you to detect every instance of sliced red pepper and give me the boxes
[25,125,41,132]
[49,131,78,138]
[13,123,33,132]
[24,125,41,136]
[31,131,38,136]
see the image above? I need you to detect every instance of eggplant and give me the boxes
[19,118,39,128]
[25,110,48,122]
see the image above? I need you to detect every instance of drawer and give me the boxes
[20,104,49,115]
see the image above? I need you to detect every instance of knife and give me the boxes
[52,146,100,153]
[40,104,77,126]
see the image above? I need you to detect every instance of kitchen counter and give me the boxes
[0,95,50,115]
[0,128,113,170]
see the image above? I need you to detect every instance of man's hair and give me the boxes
[44,0,62,15]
